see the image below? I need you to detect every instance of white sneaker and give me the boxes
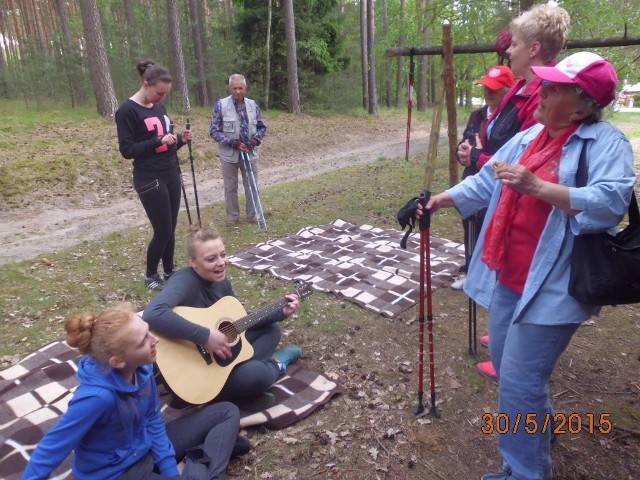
[451,273,466,290]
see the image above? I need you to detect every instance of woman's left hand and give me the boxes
[496,164,542,197]
[283,294,300,316]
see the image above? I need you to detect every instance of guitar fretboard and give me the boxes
[234,297,290,333]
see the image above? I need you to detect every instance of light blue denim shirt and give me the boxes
[448,121,635,325]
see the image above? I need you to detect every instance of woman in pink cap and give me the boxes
[459,3,572,382]
[418,52,635,480]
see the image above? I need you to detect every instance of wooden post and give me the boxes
[424,82,444,191]
[442,21,458,187]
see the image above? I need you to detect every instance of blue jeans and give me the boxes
[488,282,580,480]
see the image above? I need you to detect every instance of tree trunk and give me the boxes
[416,0,427,111]
[123,0,140,59]
[264,0,273,110]
[359,0,369,110]
[519,0,534,13]
[283,0,301,114]
[366,0,378,115]
[0,14,7,98]
[78,0,118,118]
[223,0,235,46]
[197,0,215,103]
[167,0,190,113]
[188,0,209,107]
[394,0,406,107]
[382,0,391,108]
[53,0,86,107]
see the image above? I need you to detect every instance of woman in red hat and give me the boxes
[453,65,515,291]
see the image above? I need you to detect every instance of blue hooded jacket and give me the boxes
[22,357,178,479]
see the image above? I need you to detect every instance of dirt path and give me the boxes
[3,115,636,267]
[0,129,432,265]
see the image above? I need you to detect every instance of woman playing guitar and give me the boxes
[143,226,303,411]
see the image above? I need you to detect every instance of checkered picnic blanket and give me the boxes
[0,342,343,479]
[229,219,465,318]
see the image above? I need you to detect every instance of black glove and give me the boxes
[229,139,243,150]
[396,191,431,249]
[247,136,261,148]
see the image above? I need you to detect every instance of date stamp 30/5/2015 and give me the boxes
[481,412,613,435]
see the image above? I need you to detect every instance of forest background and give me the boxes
[1,0,640,118]
[1,2,640,479]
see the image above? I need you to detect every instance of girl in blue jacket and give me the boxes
[23,304,241,480]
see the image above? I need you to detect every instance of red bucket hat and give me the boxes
[531,52,618,107]
[477,65,515,91]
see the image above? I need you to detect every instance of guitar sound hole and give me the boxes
[218,320,239,343]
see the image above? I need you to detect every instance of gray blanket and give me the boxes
[230,219,465,318]
[0,342,343,479]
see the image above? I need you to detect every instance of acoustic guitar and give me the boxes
[153,282,313,405]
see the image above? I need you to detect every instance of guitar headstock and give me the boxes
[293,281,314,301]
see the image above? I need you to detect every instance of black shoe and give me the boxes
[232,435,251,458]
[145,273,164,291]
[163,271,174,282]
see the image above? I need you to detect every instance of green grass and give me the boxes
[0,153,448,359]
[0,100,100,131]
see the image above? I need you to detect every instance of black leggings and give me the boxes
[216,322,282,402]
[134,169,182,277]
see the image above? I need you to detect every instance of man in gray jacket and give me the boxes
[210,74,267,225]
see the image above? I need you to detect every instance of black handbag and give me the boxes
[568,141,640,305]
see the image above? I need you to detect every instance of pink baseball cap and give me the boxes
[531,52,618,107]
[477,65,515,91]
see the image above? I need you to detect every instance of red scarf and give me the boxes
[481,125,578,271]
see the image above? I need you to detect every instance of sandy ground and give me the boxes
[2,116,637,267]
[0,122,433,265]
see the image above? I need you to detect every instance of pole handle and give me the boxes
[185,118,193,149]
[418,190,431,231]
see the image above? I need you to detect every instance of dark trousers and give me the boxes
[460,209,486,274]
[119,402,239,480]
[134,168,182,278]
[216,322,281,402]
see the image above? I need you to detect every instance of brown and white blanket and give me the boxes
[230,219,465,318]
[0,342,343,479]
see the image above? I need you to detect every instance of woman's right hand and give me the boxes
[416,192,454,219]
[457,139,472,166]
[207,329,232,359]
[160,133,178,145]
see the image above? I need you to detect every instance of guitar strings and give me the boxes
[215,298,288,336]
[213,285,311,339]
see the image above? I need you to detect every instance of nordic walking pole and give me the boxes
[185,118,201,227]
[395,193,437,416]
[241,151,268,231]
[171,122,193,225]
[405,49,416,162]
[417,190,439,417]
[467,214,477,356]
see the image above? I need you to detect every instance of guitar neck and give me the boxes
[235,297,288,333]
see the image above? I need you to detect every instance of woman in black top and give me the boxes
[143,226,303,412]
[116,59,192,291]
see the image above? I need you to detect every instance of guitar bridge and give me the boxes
[196,344,214,365]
